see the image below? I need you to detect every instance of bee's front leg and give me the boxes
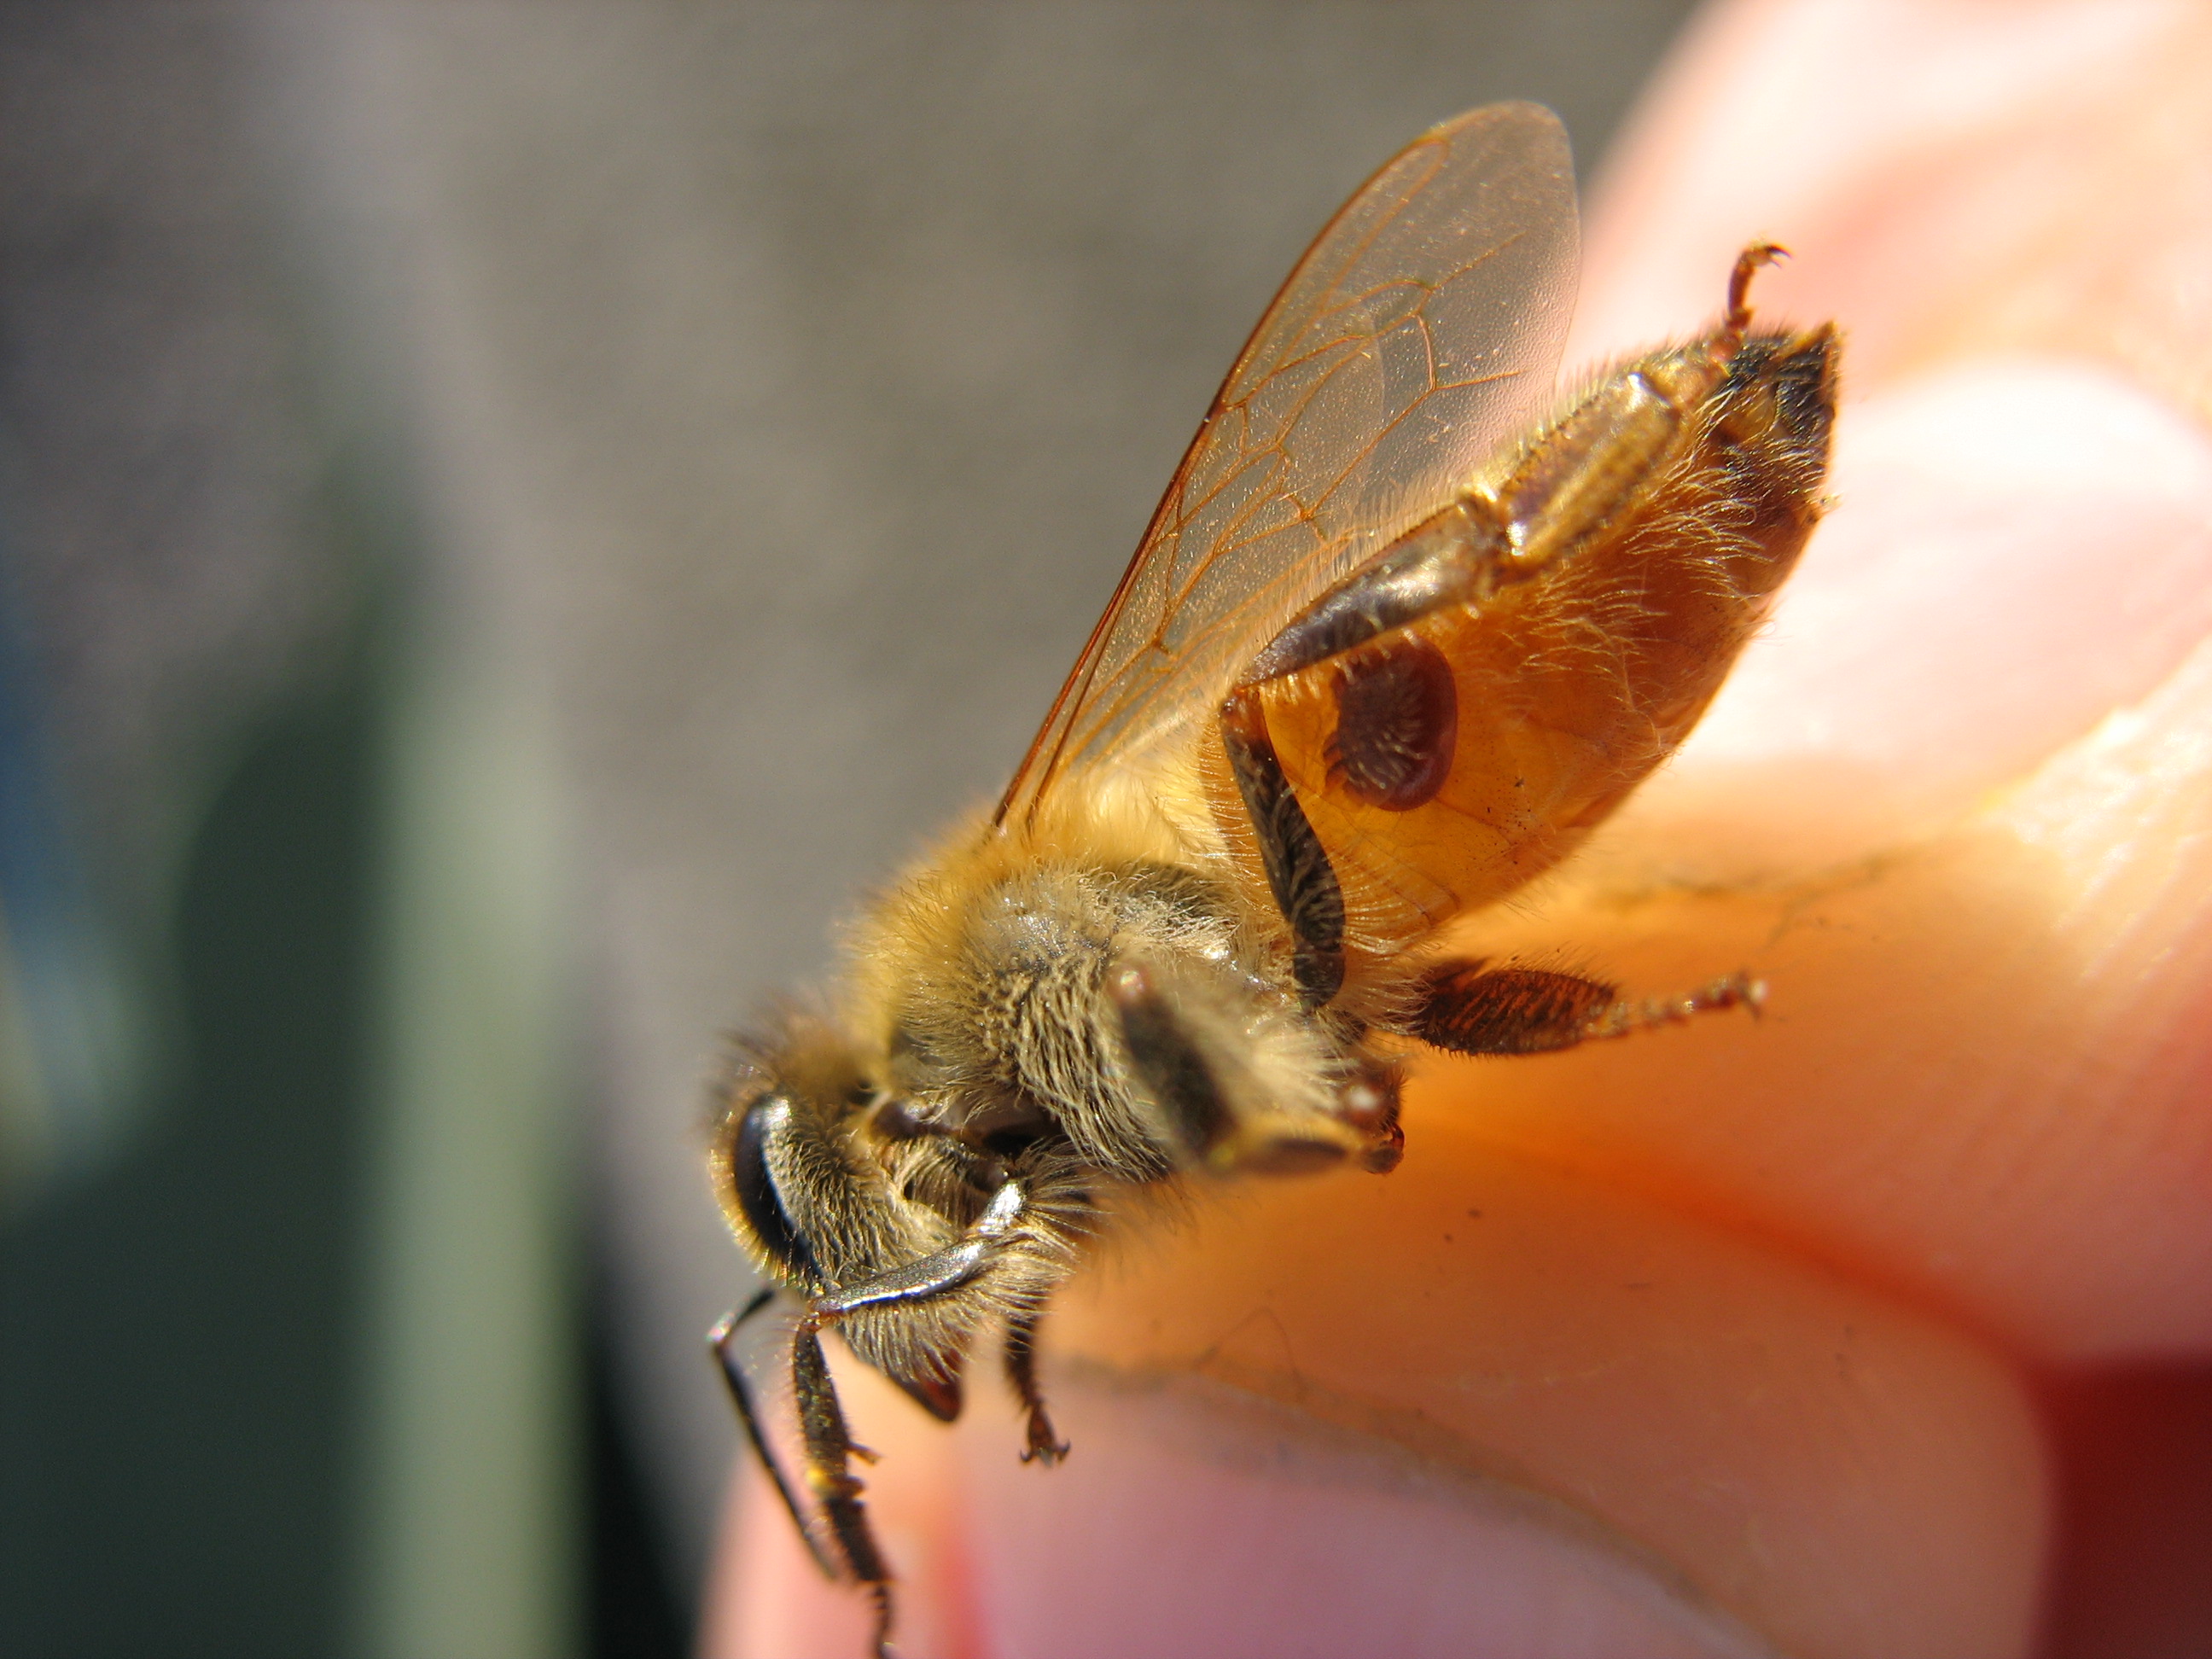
[787,1321,896,1657]
[816,1192,1074,1470]
[710,1289,848,1583]
[784,1178,1037,1657]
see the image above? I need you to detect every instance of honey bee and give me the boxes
[707,101,1835,1656]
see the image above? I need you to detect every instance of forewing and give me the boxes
[996,102,1578,828]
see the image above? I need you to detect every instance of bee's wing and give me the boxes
[995,101,1577,829]
[710,1288,846,1581]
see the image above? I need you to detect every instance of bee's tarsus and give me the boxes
[1725,240,1790,340]
[866,1582,894,1659]
[1004,1305,1073,1466]
[1575,969,1768,1045]
[1020,1417,1072,1466]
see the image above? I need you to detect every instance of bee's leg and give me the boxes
[781,1179,1039,1658]
[709,1289,845,1582]
[787,1319,897,1659]
[1220,684,1347,1006]
[812,1177,1028,1321]
[1415,959,1764,1056]
[1110,959,1366,1174]
[1219,495,1517,1009]
[1002,1305,1070,1465]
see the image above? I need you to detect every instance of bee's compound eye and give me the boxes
[732,1096,820,1282]
[1329,637,1456,810]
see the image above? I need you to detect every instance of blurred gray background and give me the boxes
[0,4,1697,1655]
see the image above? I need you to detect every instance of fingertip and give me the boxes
[1621,355,2212,873]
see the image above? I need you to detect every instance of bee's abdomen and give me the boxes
[1204,311,1837,972]
[1711,328,1838,558]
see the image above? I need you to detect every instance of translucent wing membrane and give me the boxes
[996,102,1579,828]
[711,1288,845,1581]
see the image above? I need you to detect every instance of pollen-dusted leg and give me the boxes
[1415,960,1764,1057]
[1002,1305,1071,1465]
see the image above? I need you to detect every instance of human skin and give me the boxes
[702,2,2212,1654]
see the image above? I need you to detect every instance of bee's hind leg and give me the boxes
[1002,1304,1070,1465]
[1415,960,1764,1056]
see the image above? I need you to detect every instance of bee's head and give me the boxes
[707,1015,891,1294]
[706,1016,1008,1424]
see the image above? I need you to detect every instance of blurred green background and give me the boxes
[0,5,1697,1655]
